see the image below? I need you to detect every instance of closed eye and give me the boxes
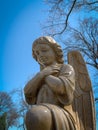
[42,49,48,52]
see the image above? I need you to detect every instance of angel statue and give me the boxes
[24,36,96,130]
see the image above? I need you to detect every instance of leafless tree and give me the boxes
[58,18,98,104]
[42,1,98,93]
[43,0,98,35]
[0,91,19,129]
[61,17,98,70]
[12,88,29,130]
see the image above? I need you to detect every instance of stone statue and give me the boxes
[24,36,96,130]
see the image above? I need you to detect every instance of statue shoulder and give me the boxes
[60,64,75,75]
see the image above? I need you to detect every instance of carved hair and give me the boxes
[32,36,64,64]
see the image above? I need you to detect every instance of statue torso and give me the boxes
[36,64,62,105]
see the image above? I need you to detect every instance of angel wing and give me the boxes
[67,51,96,130]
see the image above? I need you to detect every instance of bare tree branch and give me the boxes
[52,0,77,36]
[43,0,98,36]
[60,18,98,70]
[86,1,98,5]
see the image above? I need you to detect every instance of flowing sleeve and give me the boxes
[57,64,75,106]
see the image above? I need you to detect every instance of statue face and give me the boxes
[34,43,56,66]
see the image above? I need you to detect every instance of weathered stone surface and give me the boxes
[68,51,96,130]
[24,36,96,130]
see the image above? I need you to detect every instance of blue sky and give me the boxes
[0,0,97,92]
[0,0,49,91]
[0,0,98,129]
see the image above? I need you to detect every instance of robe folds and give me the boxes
[25,64,76,130]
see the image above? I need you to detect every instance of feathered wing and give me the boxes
[67,51,96,130]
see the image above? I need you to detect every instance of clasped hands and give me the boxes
[39,65,60,79]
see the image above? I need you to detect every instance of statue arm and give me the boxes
[45,64,75,105]
[58,64,75,105]
[24,66,59,104]
[24,72,44,104]
[45,75,65,95]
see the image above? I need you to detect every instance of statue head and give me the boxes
[32,36,64,68]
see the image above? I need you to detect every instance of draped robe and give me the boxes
[24,64,76,130]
